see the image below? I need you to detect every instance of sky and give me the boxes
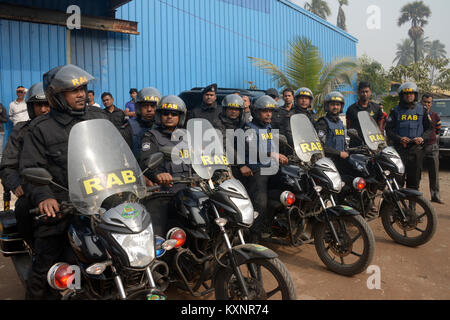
[291,0,450,70]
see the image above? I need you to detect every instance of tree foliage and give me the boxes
[357,55,390,99]
[304,0,331,20]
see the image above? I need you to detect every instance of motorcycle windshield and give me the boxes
[68,119,146,215]
[357,111,386,151]
[186,118,229,179]
[291,113,324,162]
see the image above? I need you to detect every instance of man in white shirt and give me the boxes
[9,86,29,125]
[88,90,101,108]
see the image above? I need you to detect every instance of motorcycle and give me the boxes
[263,114,375,276]
[155,118,297,300]
[3,119,176,300]
[336,111,437,247]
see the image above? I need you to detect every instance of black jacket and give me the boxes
[187,102,222,125]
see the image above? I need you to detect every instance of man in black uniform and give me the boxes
[186,83,221,124]
[346,82,383,147]
[128,87,161,161]
[20,64,110,299]
[385,82,432,191]
[101,92,133,147]
[139,95,190,192]
[271,88,295,134]
[315,92,348,162]
[0,82,50,246]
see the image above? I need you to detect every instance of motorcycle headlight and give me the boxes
[112,225,155,268]
[324,170,343,192]
[230,197,254,226]
[382,147,405,175]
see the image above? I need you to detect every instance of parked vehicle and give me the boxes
[337,111,437,247]
[263,114,375,276]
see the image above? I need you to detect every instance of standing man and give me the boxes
[20,65,109,299]
[87,90,100,108]
[9,86,29,126]
[187,83,221,124]
[129,87,161,160]
[242,95,252,123]
[346,82,383,147]
[271,88,295,133]
[386,82,432,191]
[421,94,443,204]
[125,88,138,119]
[101,92,126,129]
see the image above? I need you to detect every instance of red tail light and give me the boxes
[353,177,366,191]
[167,228,186,248]
[280,191,296,207]
[47,263,75,290]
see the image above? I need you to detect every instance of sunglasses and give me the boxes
[161,111,179,117]
[16,90,25,94]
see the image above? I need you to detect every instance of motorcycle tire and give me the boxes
[313,215,375,276]
[380,194,437,247]
[214,257,297,300]
[11,253,31,287]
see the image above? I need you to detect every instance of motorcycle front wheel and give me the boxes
[380,194,437,247]
[214,257,297,300]
[313,215,375,276]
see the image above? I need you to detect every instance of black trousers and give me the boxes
[424,144,440,199]
[14,196,33,247]
[396,145,424,191]
[26,234,68,300]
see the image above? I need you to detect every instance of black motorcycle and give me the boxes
[156,118,297,300]
[1,119,174,300]
[336,111,437,247]
[263,114,375,276]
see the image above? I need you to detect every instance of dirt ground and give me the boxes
[1,164,449,300]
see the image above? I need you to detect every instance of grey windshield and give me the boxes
[357,111,386,151]
[68,119,146,215]
[186,118,228,179]
[291,114,324,162]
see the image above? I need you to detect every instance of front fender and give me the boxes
[325,205,360,217]
[230,244,278,265]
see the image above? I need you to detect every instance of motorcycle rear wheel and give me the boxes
[313,215,375,276]
[380,194,437,247]
[214,257,297,300]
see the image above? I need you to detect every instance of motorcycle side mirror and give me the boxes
[347,129,362,142]
[21,168,53,185]
[147,153,164,170]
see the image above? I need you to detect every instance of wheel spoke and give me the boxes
[340,257,345,265]
[351,232,362,244]
[418,213,426,220]
[267,286,282,298]
[403,229,408,237]
[351,251,362,257]
[415,227,425,233]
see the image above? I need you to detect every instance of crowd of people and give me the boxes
[0,63,443,299]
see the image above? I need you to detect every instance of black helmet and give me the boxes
[222,94,245,123]
[25,82,48,119]
[252,95,278,123]
[398,82,419,102]
[135,87,162,118]
[324,91,345,113]
[43,64,94,115]
[295,87,314,101]
[155,95,187,128]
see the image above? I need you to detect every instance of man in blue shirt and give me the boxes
[125,88,138,119]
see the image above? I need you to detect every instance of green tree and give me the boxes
[398,1,431,63]
[394,37,430,66]
[304,0,331,20]
[357,55,390,99]
[337,0,348,31]
[425,40,447,60]
[248,37,357,113]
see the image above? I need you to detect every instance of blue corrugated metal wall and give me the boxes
[71,0,358,110]
[0,19,66,147]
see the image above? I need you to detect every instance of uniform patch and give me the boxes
[142,143,151,152]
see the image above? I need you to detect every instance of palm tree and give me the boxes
[248,37,357,112]
[304,0,331,20]
[393,37,431,66]
[337,0,348,31]
[425,40,447,60]
[398,1,431,63]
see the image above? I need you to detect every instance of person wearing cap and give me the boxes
[125,88,138,119]
[265,88,279,102]
[187,83,221,124]
[239,95,288,239]
[139,95,190,193]
[421,94,443,203]
[271,88,295,136]
[0,82,50,248]
[315,92,348,162]
[385,82,432,191]
[346,82,383,147]
[9,86,29,126]
[19,64,109,299]
[128,87,161,160]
